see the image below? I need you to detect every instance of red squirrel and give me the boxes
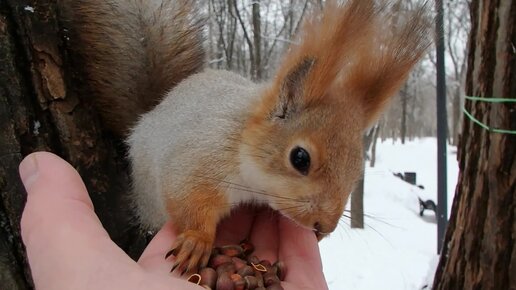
[63,0,430,274]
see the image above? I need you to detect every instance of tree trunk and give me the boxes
[351,134,371,229]
[231,0,255,80]
[350,165,365,229]
[451,85,462,146]
[370,124,381,168]
[433,0,515,289]
[0,1,148,288]
[400,85,408,145]
[252,0,262,80]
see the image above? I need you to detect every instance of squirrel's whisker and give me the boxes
[194,175,310,203]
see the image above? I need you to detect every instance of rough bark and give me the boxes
[433,0,515,289]
[0,1,148,288]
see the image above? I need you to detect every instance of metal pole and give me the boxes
[435,0,448,254]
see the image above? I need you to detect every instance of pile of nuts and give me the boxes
[187,240,285,290]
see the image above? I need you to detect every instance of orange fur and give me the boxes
[166,179,229,273]
[241,0,430,237]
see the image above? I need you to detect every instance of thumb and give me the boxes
[19,152,137,290]
[20,152,105,247]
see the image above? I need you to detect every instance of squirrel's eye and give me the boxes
[290,147,310,175]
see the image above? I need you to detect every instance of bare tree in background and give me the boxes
[208,0,314,80]
[369,123,381,167]
[351,130,375,229]
[208,0,470,143]
[252,0,262,80]
[378,0,470,143]
[425,0,470,144]
[400,83,409,144]
[445,0,470,146]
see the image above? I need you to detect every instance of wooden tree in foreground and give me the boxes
[0,2,147,288]
[433,0,515,289]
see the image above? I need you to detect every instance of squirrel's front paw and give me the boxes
[165,230,213,275]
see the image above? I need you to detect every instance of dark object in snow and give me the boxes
[404,172,417,185]
[392,172,434,217]
[392,172,426,190]
[393,172,404,179]
[418,198,437,216]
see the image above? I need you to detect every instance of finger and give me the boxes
[278,216,326,289]
[20,152,110,246]
[20,152,94,210]
[215,205,255,246]
[249,208,278,263]
[19,152,137,288]
[138,221,178,272]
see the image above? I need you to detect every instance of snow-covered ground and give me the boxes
[320,138,459,290]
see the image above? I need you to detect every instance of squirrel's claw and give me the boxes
[165,248,176,259]
[166,230,213,275]
[170,261,180,273]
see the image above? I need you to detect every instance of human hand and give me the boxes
[19,152,328,290]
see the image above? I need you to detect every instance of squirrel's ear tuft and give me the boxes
[338,3,432,127]
[271,58,316,119]
[268,0,431,128]
[269,0,380,116]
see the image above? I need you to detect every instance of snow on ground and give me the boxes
[320,138,459,290]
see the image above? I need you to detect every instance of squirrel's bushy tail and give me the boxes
[63,0,206,135]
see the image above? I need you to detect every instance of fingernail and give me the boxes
[19,154,39,189]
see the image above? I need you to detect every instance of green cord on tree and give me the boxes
[462,96,516,135]
[465,96,516,103]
